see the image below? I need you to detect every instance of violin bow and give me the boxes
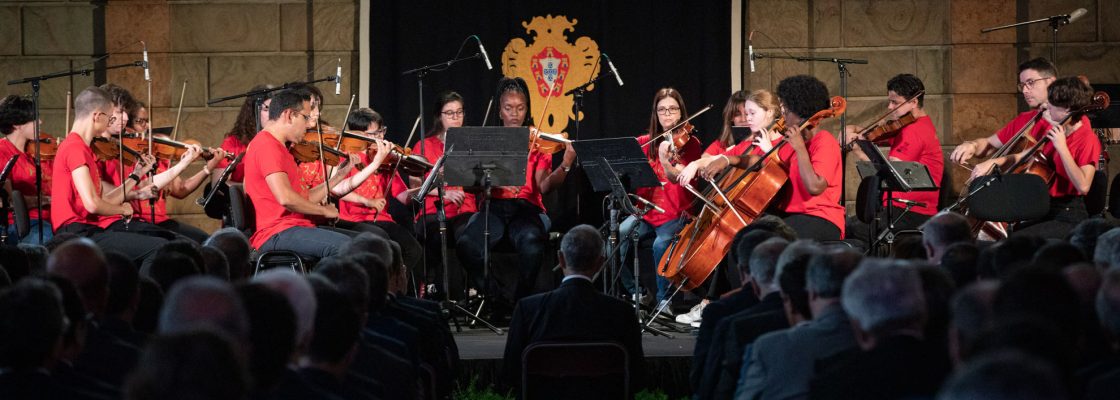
[640,104,714,148]
[170,80,187,141]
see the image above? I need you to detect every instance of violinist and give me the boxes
[0,95,54,244]
[214,84,274,185]
[622,88,702,309]
[457,77,577,301]
[412,91,477,297]
[970,77,1100,239]
[123,102,229,242]
[696,76,845,240]
[51,87,167,268]
[950,58,1057,165]
[844,74,943,244]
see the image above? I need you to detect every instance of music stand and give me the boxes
[854,139,937,255]
[573,138,671,337]
[444,127,529,332]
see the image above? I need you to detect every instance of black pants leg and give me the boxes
[333,220,390,240]
[417,213,473,299]
[1012,197,1087,240]
[157,219,211,243]
[58,223,169,271]
[782,213,842,241]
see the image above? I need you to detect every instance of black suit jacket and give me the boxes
[695,292,787,400]
[809,334,951,400]
[690,288,759,391]
[502,277,645,397]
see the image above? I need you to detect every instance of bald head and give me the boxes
[252,269,316,347]
[46,238,109,316]
[159,276,248,343]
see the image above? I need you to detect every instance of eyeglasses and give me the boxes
[441,110,465,118]
[367,127,387,136]
[656,106,681,115]
[1018,76,1052,91]
[293,112,312,122]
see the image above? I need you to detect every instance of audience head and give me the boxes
[559,224,605,276]
[313,257,370,318]
[777,250,812,323]
[921,212,971,263]
[1096,267,1120,341]
[744,215,798,241]
[734,230,779,284]
[349,252,389,312]
[892,234,928,260]
[842,259,927,346]
[916,264,957,346]
[0,268,9,289]
[157,240,207,274]
[748,237,789,292]
[989,235,1046,278]
[806,249,862,300]
[125,330,248,400]
[1063,263,1101,308]
[0,245,31,282]
[941,242,980,287]
[949,280,1000,364]
[993,268,1081,342]
[775,240,819,288]
[133,277,163,335]
[386,241,407,294]
[44,232,81,253]
[0,278,65,370]
[970,316,1075,382]
[1093,228,1120,268]
[46,238,109,316]
[1068,218,1114,261]
[144,250,201,292]
[17,244,48,276]
[105,251,140,320]
[251,269,316,349]
[158,276,248,342]
[47,275,88,361]
[200,246,230,281]
[305,277,360,369]
[1032,241,1086,272]
[235,282,296,390]
[341,232,392,264]
[937,350,1066,400]
[204,228,252,281]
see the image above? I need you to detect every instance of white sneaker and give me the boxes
[691,320,701,328]
[675,302,706,324]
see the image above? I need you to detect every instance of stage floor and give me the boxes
[454,327,697,360]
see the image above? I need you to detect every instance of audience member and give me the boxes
[18,243,48,275]
[940,242,980,287]
[204,228,252,281]
[921,212,971,264]
[158,276,248,342]
[1093,228,1120,269]
[0,245,31,282]
[144,251,201,292]
[948,280,1000,365]
[0,278,66,399]
[1069,218,1114,261]
[132,277,163,335]
[125,330,248,400]
[938,350,1066,400]
[1033,241,1088,271]
[300,277,377,399]
[103,251,146,348]
[200,246,231,281]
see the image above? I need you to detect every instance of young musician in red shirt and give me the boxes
[214,84,274,185]
[699,75,845,240]
[51,87,167,267]
[243,89,360,258]
[412,91,478,297]
[971,77,1100,239]
[0,95,54,244]
[845,74,943,244]
[951,58,1058,165]
[457,77,577,301]
[621,87,702,307]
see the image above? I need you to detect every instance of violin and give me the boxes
[91,134,148,164]
[301,127,432,175]
[528,127,571,155]
[289,139,348,166]
[24,133,60,161]
[863,112,918,143]
[148,135,232,162]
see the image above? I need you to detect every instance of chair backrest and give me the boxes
[855,175,881,224]
[10,190,30,237]
[1085,169,1108,216]
[522,341,629,400]
[228,184,253,234]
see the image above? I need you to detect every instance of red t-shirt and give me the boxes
[51,133,103,229]
[996,110,1050,146]
[96,159,129,228]
[411,135,477,219]
[760,131,845,236]
[244,131,314,249]
[634,134,701,227]
[489,149,551,211]
[0,139,52,224]
[703,140,734,156]
[133,159,171,224]
[1040,118,1100,198]
[218,135,249,183]
[339,152,408,223]
[884,116,943,215]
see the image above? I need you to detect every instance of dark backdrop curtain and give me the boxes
[370,0,732,231]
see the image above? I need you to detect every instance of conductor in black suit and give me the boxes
[502,224,646,398]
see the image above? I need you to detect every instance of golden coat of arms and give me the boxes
[501,15,600,134]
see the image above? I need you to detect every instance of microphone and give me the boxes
[1067,8,1088,24]
[335,57,342,96]
[141,41,150,82]
[891,198,927,208]
[748,31,756,73]
[475,36,493,70]
[603,54,624,86]
[629,194,665,214]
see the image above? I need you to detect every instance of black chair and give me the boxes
[226,184,312,274]
[10,190,30,239]
[522,341,630,400]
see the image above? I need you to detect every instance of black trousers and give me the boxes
[334,219,423,273]
[457,199,547,301]
[781,213,842,241]
[1012,196,1087,240]
[157,219,210,243]
[417,212,473,298]
[57,222,168,270]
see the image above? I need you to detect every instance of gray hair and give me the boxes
[1096,267,1120,336]
[921,212,971,249]
[1094,228,1120,267]
[774,240,819,289]
[204,228,251,280]
[937,350,1064,400]
[806,249,863,298]
[252,269,316,343]
[749,237,789,287]
[949,280,1000,349]
[158,276,247,341]
[561,225,604,273]
[842,259,927,335]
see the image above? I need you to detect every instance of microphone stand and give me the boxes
[981,12,1080,62]
[561,56,616,223]
[752,52,867,207]
[206,76,339,132]
[7,59,146,243]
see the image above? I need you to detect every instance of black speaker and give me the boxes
[967,174,1050,222]
[856,175,881,224]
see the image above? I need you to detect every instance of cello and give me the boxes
[657,96,847,291]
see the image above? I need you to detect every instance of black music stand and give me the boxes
[573,138,671,337]
[444,127,529,332]
[0,156,20,243]
[854,139,937,255]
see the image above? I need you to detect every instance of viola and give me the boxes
[24,133,59,161]
[528,127,571,155]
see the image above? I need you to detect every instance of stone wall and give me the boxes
[744,0,1120,206]
[1,0,360,234]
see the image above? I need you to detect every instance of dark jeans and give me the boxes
[845,206,932,246]
[457,199,547,300]
[1012,196,1087,240]
[157,219,210,243]
[619,216,687,303]
[57,223,167,270]
[782,213,842,241]
[258,225,354,259]
[417,212,473,298]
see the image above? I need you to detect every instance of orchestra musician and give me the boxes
[456,77,578,301]
[214,84,274,185]
[693,75,845,240]
[844,74,943,245]
[0,95,54,244]
[621,88,702,310]
[950,58,1058,165]
[969,77,1101,239]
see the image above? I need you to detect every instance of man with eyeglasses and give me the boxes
[950,58,1058,165]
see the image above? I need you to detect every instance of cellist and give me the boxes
[969,77,1100,239]
[950,58,1058,164]
[690,75,845,240]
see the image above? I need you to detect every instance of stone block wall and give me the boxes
[744,0,1120,206]
[1,0,360,234]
